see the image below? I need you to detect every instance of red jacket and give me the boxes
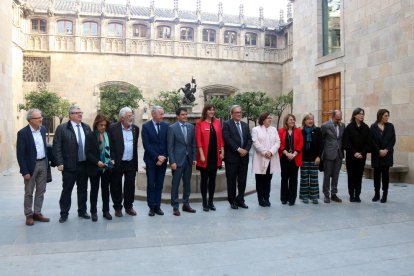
[278,127,304,167]
[195,119,224,168]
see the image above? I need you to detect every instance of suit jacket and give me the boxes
[53,121,92,171]
[222,119,252,164]
[108,122,139,171]
[370,122,396,167]
[16,125,48,176]
[321,119,345,161]
[167,121,196,167]
[278,127,304,167]
[141,120,169,165]
[195,119,224,168]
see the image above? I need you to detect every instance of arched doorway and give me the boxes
[200,84,239,101]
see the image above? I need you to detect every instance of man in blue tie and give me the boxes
[222,105,252,209]
[167,107,197,216]
[53,106,92,223]
[142,106,169,217]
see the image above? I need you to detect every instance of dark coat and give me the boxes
[370,122,396,167]
[108,122,139,171]
[53,121,92,171]
[16,125,48,176]
[85,131,106,177]
[141,120,169,165]
[301,126,322,161]
[222,119,252,164]
[343,121,372,159]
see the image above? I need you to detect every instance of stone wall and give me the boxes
[292,0,414,183]
[0,0,14,172]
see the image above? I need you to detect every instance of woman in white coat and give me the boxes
[252,112,281,207]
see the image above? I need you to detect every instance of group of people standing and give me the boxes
[16,104,395,226]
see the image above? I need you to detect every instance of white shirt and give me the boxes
[30,125,46,159]
[70,120,85,157]
[122,126,133,161]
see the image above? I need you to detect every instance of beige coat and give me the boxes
[252,125,281,174]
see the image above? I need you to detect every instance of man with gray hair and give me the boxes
[108,107,140,217]
[141,106,169,216]
[53,105,92,223]
[17,109,50,226]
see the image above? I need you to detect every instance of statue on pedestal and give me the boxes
[178,77,197,105]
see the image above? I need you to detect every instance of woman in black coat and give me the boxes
[370,109,396,203]
[343,108,371,203]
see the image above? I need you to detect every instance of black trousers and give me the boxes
[374,166,390,194]
[225,160,248,204]
[110,161,136,210]
[59,161,88,217]
[346,155,366,198]
[255,164,272,204]
[89,170,110,214]
[199,168,217,205]
[280,156,299,204]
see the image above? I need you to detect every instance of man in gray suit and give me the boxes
[321,110,345,203]
[167,107,197,216]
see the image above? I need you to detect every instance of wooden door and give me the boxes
[321,73,341,123]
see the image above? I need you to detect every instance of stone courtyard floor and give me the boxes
[1,153,414,275]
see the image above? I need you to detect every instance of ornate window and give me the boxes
[180,27,194,41]
[83,21,98,36]
[108,22,123,37]
[265,34,277,48]
[157,26,171,39]
[224,31,237,45]
[322,0,341,55]
[245,33,257,46]
[57,20,73,35]
[132,24,147,38]
[202,29,216,43]
[23,56,51,82]
[31,18,47,33]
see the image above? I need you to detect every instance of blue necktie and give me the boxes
[181,124,187,143]
[76,124,85,161]
[236,122,244,146]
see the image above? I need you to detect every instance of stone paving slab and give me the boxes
[1,155,414,275]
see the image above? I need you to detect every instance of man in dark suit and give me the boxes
[17,108,50,226]
[142,106,169,217]
[222,105,252,209]
[53,106,92,223]
[108,107,139,217]
[167,107,197,216]
[321,110,345,203]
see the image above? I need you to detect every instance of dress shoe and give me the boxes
[289,202,295,206]
[103,212,112,220]
[324,196,330,203]
[208,204,216,211]
[33,213,50,222]
[258,201,267,207]
[203,204,209,212]
[26,215,34,226]
[350,196,356,202]
[237,202,248,209]
[91,213,98,222]
[59,216,68,223]
[331,194,342,203]
[78,212,91,219]
[148,209,155,217]
[125,208,137,216]
[154,208,164,216]
[173,208,180,216]
[372,194,380,202]
[354,196,361,203]
[182,205,196,213]
[230,203,238,209]
[114,209,123,217]
[281,200,288,205]
[264,200,271,207]
[312,199,318,204]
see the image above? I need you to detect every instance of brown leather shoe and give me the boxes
[33,213,50,222]
[331,194,342,203]
[173,208,180,216]
[114,209,123,217]
[26,215,34,226]
[125,208,137,216]
[182,205,196,213]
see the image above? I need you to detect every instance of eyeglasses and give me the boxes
[71,112,83,115]
[31,117,43,120]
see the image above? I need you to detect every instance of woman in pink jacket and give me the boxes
[252,112,281,207]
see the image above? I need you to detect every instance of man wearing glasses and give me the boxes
[108,107,140,217]
[17,109,50,226]
[53,105,92,223]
